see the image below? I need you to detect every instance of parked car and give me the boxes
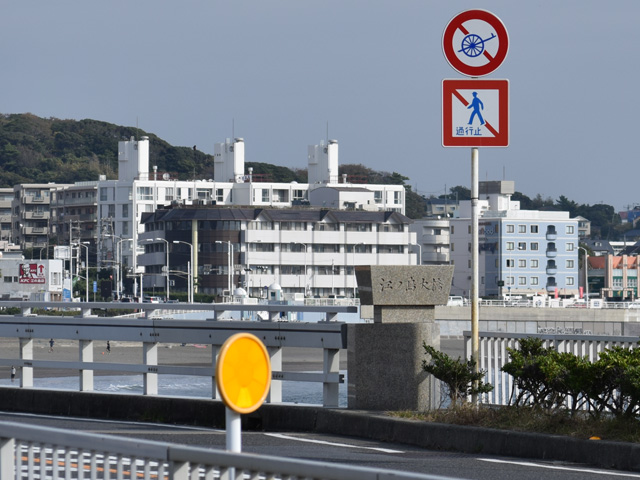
[143,296,162,303]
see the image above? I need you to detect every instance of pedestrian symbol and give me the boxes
[467,92,484,126]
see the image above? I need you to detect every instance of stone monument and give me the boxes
[348,265,454,411]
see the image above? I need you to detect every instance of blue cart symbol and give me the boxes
[458,32,496,58]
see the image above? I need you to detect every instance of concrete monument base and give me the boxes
[347,321,440,411]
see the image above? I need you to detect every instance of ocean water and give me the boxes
[0,372,348,408]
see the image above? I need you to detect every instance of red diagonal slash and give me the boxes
[452,89,499,137]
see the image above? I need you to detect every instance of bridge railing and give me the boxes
[0,301,356,408]
[0,420,461,480]
[463,331,639,406]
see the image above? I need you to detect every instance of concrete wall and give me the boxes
[435,305,640,337]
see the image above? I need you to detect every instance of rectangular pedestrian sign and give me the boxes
[442,79,509,147]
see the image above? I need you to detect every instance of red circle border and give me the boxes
[442,9,509,77]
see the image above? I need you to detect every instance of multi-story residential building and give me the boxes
[450,181,579,298]
[409,218,451,265]
[50,181,98,251]
[96,136,407,297]
[12,183,71,252]
[138,205,417,298]
[0,188,13,243]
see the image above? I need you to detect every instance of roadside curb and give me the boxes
[1,388,639,472]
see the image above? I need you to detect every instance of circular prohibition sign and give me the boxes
[216,332,272,414]
[442,9,509,77]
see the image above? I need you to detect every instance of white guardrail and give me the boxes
[463,331,639,406]
[0,301,357,408]
[0,420,462,480]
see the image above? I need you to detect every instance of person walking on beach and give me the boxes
[106,340,111,355]
[49,338,54,352]
[10,365,16,382]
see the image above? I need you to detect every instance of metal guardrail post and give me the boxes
[79,339,94,391]
[323,348,340,407]
[0,438,14,479]
[20,338,34,388]
[267,347,283,403]
[143,342,158,395]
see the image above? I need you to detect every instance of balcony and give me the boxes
[546,230,558,241]
[546,283,558,292]
[546,266,558,275]
[546,248,557,258]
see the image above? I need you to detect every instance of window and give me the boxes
[165,188,174,201]
[280,222,307,231]
[248,221,274,231]
[531,242,539,251]
[100,187,108,201]
[531,259,539,268]
[506,259,514,267]
[531,277,539,285]
[518,259,526,268]
[506,242,514,251]
[566,260,574,269]
[451,225,455,234]
[566,243,575,252]
[566,225,575,234]
[518,242,527,251]
[531,225,539,233]
[261,189,269,202]
[345,223,372,232]
[374,191,382,203]
[507,225,515,233]
[518,225,526,233]
[136,187,153,201]
[393,191,401,204]
[122,204,129,218]
[519,277,527,285]
[566,277,575,286]
[507,276,514,286]
[108,204,115,217]
[216,189,225,202]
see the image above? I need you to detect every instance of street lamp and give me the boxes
[216,240,234,296]
[155,238,170,301]
[291,242,307,296]
[578,246,589,305]
[173,240,194,303]
[78,242,90,302]
[116,238,133,300]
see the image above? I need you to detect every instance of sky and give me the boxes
[1,1,637,210]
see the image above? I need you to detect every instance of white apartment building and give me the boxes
[450,181,579,298]
[96,136,407,297]
[410,218,451,265]
[138,205,417,298]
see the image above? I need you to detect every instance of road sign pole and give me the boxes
[471,147,480,404]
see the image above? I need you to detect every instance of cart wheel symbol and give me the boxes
[458,32,496,58]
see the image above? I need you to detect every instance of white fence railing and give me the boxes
[0,420,461,480]
[463,331,639,406]
[0,302,355,408]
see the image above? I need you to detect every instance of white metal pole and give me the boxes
[471,147,480,403]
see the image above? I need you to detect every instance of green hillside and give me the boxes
[0,113,424,216]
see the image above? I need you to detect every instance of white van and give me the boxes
[447,296,464,307]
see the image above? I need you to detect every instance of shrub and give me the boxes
[422,343,493,407]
